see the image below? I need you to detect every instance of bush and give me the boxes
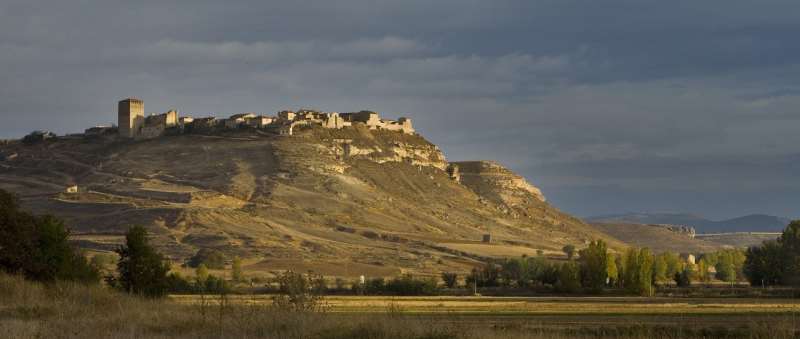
[384,275,437,296]
[272,270,327,312]
[365,277,385,294]
[562,244,576,260]
[441,272,458,288]
[0,189,99,284]
[187,248,226,269]
[111,226,171,298]
[674,267,693,287]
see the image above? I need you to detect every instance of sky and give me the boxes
[1,0,798,220]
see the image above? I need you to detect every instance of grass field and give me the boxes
[3,273,800,338]
[170,294,800,315]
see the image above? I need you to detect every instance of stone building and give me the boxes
[341,111,382,129]
[189,117,218,133]
[118,98,144,138]
[322,112,349,129]
[179,117,194,129]
[225,113,257,129]
[339,111,414,134]
[278,110,296,121]
[246,115,275,128]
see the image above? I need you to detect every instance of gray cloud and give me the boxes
[1,0,799,220]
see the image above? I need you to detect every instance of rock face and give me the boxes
[454,161,546,204]
[0,124,622,277]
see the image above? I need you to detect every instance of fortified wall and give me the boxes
[111,98,415,140]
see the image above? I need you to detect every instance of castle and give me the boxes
[107,98,414,139]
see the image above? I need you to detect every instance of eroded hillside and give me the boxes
[0,125,623,277]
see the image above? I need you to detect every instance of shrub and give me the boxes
[562,244,576,260]
[187,248,226,269]
[231,256,244,282]
[111,226,170,298]
[0,189,99,284]
[90,253,117,272]
[165,272,194,293]
[384,275,437,296]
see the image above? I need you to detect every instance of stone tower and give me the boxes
[118,98,144,138]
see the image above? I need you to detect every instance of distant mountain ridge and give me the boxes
[586,212,790,233]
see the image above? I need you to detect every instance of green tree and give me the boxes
[715,251,737,283]
[622,247,655,296]
[606,253,619,286]
[466,264,500,288]
[780,221,800,285]
[441,272,458,288]
[562,244,576,260]
[500,258,523,286]
[555,261,581,293]
[578,240,608,293]
[231,256,244,283]
[114,226,171,298]
[652,254,668,284]
[196,264,209,285]
[696,259,711,284]
[744,240,784,286]
[0,189,98,283]
[662,252,682,279]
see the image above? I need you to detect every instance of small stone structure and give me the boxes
[482,234,492,243]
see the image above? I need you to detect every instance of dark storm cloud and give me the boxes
[1,0,799,219]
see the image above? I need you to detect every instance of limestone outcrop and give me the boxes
[453,161,546,207]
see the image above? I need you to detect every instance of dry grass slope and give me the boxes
[1,128,622,278]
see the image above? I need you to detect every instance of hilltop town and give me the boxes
[84,98,415,140]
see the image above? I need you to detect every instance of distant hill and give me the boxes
[590,223,723,254]
[586,213,790,233]
[0,124,624,278]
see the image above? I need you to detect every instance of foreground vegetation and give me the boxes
[2,273,798,339]
[3,187,800,337]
